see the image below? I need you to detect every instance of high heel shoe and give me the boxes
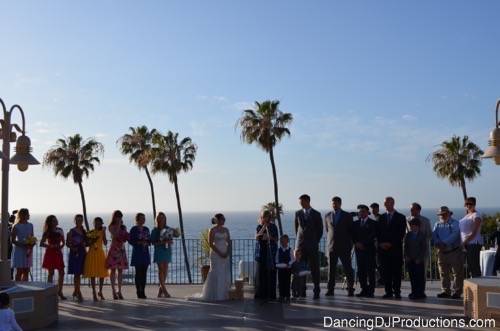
[157,288,163,298]
[112,291,119,300]
[98,291,105,300]
[92,291,98,302]
[118,292,124,300]
[77,292,84,303]
[163,288,171,298]
[58,292,67,301]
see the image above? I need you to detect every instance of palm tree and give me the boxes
[44,134,104,230]
[151,131,197,284]
[262,201,283,224]
[430,135,483,200]
[118,126,158,219]
[238,100,293,236]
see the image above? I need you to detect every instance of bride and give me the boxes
[190,213,231,301]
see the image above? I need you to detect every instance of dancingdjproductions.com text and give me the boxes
[323,316,496,330]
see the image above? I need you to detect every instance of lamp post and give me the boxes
[0,98,39,287]
[482,100,500,165]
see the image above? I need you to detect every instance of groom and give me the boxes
[294,194,323,299]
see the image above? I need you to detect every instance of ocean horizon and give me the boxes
[26,207,500,239]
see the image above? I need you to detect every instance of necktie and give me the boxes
[388,213,392,224]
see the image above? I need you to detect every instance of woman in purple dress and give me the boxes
[67,214,87,302]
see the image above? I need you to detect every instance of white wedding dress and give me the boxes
[190,230,231,301]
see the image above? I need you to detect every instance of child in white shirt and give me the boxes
[0,293,22,331]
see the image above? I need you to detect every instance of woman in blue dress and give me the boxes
[10,209,34,281]
[151,212,173,298]
[67,214,87,302]
[129,213,151,299]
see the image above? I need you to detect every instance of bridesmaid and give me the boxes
[106,210,129,300]
[151,212,173,298]
[10,208,34,281]
[254,210,278,302]
[40,215,66,300]
[67,214,87,302]
[83,217,109,301]
[129,213,151,299]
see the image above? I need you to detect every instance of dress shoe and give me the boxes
[325,291,334,297]
[394,293,402,299]
[365,293,374,298]
[437,292,451,299]
[451,293,462,300]
[356,292,366,298]
[382,293,393,299]
[313,292,320,300]
[347,290,355,297]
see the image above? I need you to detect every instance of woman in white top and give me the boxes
[459,197,483,278]
[0,293,22,331]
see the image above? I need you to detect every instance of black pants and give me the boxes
[355,248,376,295]
[292,275,306,297]
[328,249,354,291]
[255,261,277,300]
[407,260,425,296]
[302,248,320,294]
[379,251,403,295]
[135,265,148,296]
[278,269,291,298]
[465,244,482,278]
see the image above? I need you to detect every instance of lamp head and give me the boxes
[9,135,40,171]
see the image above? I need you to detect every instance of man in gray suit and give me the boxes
[294,194,323,299]
[324,196,354,296]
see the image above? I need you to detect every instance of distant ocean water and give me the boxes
[29,207,500,239]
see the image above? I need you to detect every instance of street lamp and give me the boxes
[482,100,500,165]
[0,98,40,286]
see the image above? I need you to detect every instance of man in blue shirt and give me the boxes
[432,206,463,299]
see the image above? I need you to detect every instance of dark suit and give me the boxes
[352,218,377,295]
[324,209,354,291]
[295,208,323,295]
[377,211,407,296]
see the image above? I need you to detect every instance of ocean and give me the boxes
[28,207,500,239]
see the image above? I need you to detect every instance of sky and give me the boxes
[0,0,499,215]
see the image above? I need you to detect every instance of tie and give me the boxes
[388,213,392,224]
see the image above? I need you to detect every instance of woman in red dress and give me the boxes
[40,215,66,300]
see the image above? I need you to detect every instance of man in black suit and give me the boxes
[294,194,323,299]
[352,204,377,297]
[324,196,354,296]
[377,196,407,299]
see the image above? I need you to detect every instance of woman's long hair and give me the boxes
[155,212,167,229]
[109,210,123,227]
[43,215,57,234]
[14,208,29,225]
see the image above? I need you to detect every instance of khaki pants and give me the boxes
[437,249,464,295]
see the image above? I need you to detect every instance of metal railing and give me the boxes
[24,238,460,285]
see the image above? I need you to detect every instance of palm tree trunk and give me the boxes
[269,146,283,236]
[144,167,157,220]
[173,177,193,283]
[460,178,468,201]
[78,181,90,231]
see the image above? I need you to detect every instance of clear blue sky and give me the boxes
[1,0,499,214]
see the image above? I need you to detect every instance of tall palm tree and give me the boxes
[262,201,283,224]
[151,131,197,284]
[430,135,483,200]
[238,100,293,236]
[43,134,104,230]
[118,126,158,219]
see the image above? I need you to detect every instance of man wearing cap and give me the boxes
[324,196,354,297]
[376,196,407,299]
[295,194,323,299]
[352,204,377,297]
[432,206,463,299]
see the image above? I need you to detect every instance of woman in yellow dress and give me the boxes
[84,217,109,301]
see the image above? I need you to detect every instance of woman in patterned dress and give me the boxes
[10,208,34,281]
[67,214,87,302]
[83,217,109,301]
[40,215,66,300]
[106,210,129,300]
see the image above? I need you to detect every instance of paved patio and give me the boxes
[37,281,491,331]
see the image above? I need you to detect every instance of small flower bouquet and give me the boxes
[160,227,181,242]
[86,229,100,249]
[24,235,37,258]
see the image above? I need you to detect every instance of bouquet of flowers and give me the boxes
[24,235,37,258]
[160,227,181,243]
[117,226,129,243]
[86,229,100,249]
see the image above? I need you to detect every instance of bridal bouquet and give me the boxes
[160,227,181,242]
[24,235,37,259]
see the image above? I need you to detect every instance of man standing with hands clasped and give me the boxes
[377,196,407,299]
[324,196,354,297]
[294,194,323,299]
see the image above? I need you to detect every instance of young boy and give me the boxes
[0,292,22,331]
[291,249,308,299]
[275,235,294,303]
[404,218,427,300]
